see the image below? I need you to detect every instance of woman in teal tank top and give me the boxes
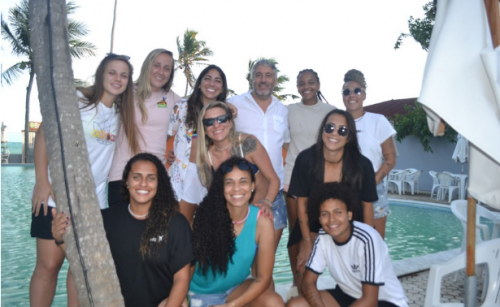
[190,157,284,307]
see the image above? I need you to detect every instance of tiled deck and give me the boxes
[276,193,489,306]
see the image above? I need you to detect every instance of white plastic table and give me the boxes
[451,173,468,199]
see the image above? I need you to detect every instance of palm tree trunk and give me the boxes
[110,0,117,52]
[29,0,124,306]
[24,69,35,163]
[184,75,189,97]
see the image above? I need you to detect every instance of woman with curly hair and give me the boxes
[287,109,378,291]
[168,65,236,225]
[342,69,397,239]
[29,53,135,306]
[189,157,284,307]
[52,153,193,307]
[108,49,181,208]
[287,182,408,307]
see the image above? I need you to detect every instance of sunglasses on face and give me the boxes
[221,160,252,174]
[323,123,349,137]
[203,114,230,127]
[342,88,364,96]
[106,53,131,60]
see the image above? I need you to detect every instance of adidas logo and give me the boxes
[351,264,360,273]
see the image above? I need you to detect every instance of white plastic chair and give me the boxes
[424,238,500,307]
[451,200,489,251]
[436,173,460,202]
[430,171,440,198]
[387,170,408,195]
[403,169,422,195]
[477,204,500,240]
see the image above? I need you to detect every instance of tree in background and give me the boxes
[393,101,456,153]
[394,1,435,51]
[246,57,299,102]
[1,0,95,163]
[176,29,213,97]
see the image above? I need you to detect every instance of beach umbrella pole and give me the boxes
[465,197,477,306]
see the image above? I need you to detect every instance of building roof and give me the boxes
[364,98,417,119]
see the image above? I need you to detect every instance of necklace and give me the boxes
[128,204,148,219]
[215,143,231,151]
[232,207,250,225]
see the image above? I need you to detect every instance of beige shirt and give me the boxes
[108,89,180,181]
[284,100,335,187]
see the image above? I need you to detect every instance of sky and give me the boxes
[1,0,430,142]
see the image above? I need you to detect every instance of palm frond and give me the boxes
[1,62,27,86]
[68,40,96,58]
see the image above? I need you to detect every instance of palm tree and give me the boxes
[1,0,95,163]
[176,29,213,96]
[246,57,299,102]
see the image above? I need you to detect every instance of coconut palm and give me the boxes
[246,57,299,102]
[176,29,213,96]
[1,0,95,163]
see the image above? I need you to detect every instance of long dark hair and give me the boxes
[192,156,255,277]
[185,65,228,129]
[121,153,179,258]
[313,109,363,189]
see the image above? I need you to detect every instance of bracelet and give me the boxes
[261,199,273,206]
[55,239,65,246]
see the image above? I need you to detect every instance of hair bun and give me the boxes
[343,69,367,89]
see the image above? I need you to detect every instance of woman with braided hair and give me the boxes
[285,69,335,287]
[189,157,284,307]
[342,69,397,239]
[52,153,193,307]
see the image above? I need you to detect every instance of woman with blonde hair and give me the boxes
[108,49,181,207]
[342,69,397,238]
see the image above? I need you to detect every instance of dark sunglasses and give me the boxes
[221,160,252,174]
[202,114,229,127]
[323,123,349,137]
[342,88,364,96]
[106,53,131,60]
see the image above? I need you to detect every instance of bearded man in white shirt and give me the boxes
[229,59,290,250]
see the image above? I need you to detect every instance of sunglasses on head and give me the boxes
[202,114,230,127]
[342,88,364,96]
[323,123,349,137]
[221,160,252,174]
[106,53,131,60]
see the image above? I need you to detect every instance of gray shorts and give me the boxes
[374,182,391,219]
[272,190,287,230]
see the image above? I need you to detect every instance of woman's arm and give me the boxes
[32,124,54,216]
[350,283,379,307]
[375,137,396,184]
[245,135,279,206]
[362,201,374,227]
[226,214,275,307]
[301,270,325,307]
[296,196,313,269]
[161,263,191,307]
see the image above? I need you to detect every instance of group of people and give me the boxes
[29,48,407,307]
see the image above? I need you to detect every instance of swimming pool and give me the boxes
[1,166,462,305]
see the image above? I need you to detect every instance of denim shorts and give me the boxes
[188,284,239,307]
[272,190,287,230]
[374,182,391,219]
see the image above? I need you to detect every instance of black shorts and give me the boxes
[326,286,399,307]
[286,217,322,248]
[108,180,127,208]
[31,208,55,239]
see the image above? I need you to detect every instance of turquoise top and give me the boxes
[190,205,259,294]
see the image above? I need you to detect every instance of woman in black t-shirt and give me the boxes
[287,109,378,291]
[52,153,193,307]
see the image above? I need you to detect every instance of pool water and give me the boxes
[1,166,462,306]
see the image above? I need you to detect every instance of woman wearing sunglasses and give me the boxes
[195,102,279,223]
[30,54,135,306]
[189,157,284,307]
[287,109,378,292]
[342,69,397,239]
[168,65,236,225]
[285,69,335,287]
[108,49,181,208]
[52,153,193,307]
